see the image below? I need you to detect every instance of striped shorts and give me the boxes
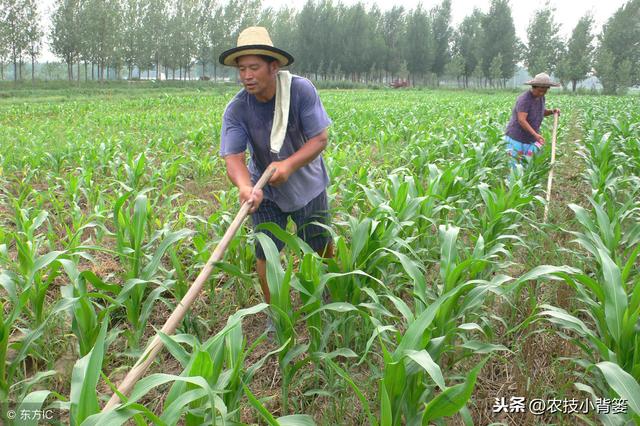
[505,135,540,167]
[251,190,332,260]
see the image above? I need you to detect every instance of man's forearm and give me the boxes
[224,154,253,189]
[224,152,265,212]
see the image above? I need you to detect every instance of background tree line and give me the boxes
[0,0,638,93]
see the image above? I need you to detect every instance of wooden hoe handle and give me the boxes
[543,112,559,223]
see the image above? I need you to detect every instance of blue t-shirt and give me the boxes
[505,90,545,144]
[220,76,331,212]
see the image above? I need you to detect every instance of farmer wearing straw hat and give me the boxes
[218,27,333,304]
[505,72,561,166]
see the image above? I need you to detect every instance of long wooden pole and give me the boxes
[103,167,276,411]
[543,112,559,223]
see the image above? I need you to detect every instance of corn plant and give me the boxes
[419,163,475,224]
[252,225,385,414]
[325,164,369,215]
[327,286,492,425]
[377,292,489,425]
[0,270,75,421]
[44,173,104,252]
[78,304,299,425]
[8,205,67,326]
[578,132,622,197]
[475,181,537,249]
[430,225,508,345]
[112,192,193,346]
[254,231,316,414]
[539,258,640,424]
[537,109,640,424]
[158,304,275,425]
[569,199,639,273]
[325,215,392,304]
[540,203,639,408]
[59,259,121,356]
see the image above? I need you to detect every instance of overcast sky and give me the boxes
[38,0,626,61]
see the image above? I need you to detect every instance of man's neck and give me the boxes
[255,81,277,103]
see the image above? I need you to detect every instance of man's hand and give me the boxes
[534,133,545,144]
[553,108,560,115]
[268,160,294,186]
[239,185,264,214]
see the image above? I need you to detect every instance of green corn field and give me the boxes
[0,86,639,425]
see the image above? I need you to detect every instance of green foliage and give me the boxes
[481,0,518,81]
[1,87,638,425]
[489,53,503,87]
[525,5,563,76]
[556,14,594,91]
[0,0,41,81]
[539,98,640,425]
[404,5,434,81]
[453,9,484,86]
[595,0,640,94]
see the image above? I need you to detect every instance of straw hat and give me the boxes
[525,72,560,87]
[219,27,294,67]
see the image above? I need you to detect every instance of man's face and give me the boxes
[237,55,278,100]
[531,86,549,97]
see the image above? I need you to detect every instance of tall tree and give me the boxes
[314,0,341,79]
[77,0,121,80]
[454,9,483,88]
[525,4,563,76]
[165,0,199,79]
[3,0,30,80]
[194,0,215,78]
[109,2,126,79]
[122,0,144,78]
[430,0,452,81]
[0,0,10,79]
[444,53,464,86]
[22,0,41,81]
[595,0,640,94]
[141,0,167,80]
[472,58,484,87]
[207,3,225,80]
[268,6,297,49]
[489,53,503,87]
[211,0,261,79]
[50,0,81,80]
[363,5,386,82]
[481,0,518,84]
[295,0,320,76]
[556,14,594,92]
[404,5,434,84]
[339,3,382,81]
[77,0,92,80]
[268,7,297,73]
[381,6,405,80]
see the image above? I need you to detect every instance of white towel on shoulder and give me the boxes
[270,70,292,154]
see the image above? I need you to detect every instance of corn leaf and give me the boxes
[422,357,488,423]
[596,361,640,415]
